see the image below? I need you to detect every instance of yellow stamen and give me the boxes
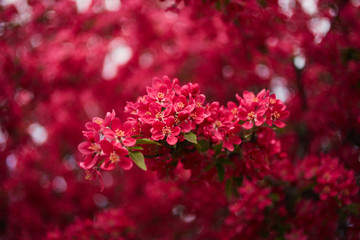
[215,120,222,128]
[247,111,255,121]
[88,143,100,152]
[95,119,103,125]
[176,102,184,109]
[155,112,162,119]
[162,126,171,135]
[85,170,93,180]
[323,172,330,181]
[323,186,330,193]
[115,129,125,137]
[272,111,280,119]
[109,152,120,163]
[157,92,165,99]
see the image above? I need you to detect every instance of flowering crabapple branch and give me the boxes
[78,76,289,191]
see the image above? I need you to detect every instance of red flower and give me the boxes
[85,110,115,132]
[238,102,266,129]
[103,118,136,147]
[236,89,268,106]
[84,167,104,192]
[229,180,272,222]
[227,101,239,119]
[172,95,188,112]
[189,106,207,126]
[174,82,200,97]
[204,105,233,142]
[146,76,177,106]
[150,116,181,145]
[140,102,172,124]
[222,125,242,151]
[77,131,101,170]
[265,101,289,128]
[99,140,132,171]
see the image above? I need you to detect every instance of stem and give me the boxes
[295,67,307,110]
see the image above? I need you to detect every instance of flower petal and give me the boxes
[122,137,136,147]
[152,132,165,141]
[101,158,116,171]
[115,146,129,156]
[223,139,234,151]
[166,135,178,145]
[279,110,290,119]
[242,121,253,130]
[171,126,181,136]
[111,118,122,131]
[100,140,113,154]
[78,142,93,155]
[274,120,286,128]
[79,154,98,170]
[118,157,133,170]
[103,128,115,139]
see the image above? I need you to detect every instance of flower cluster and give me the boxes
[224,154,359,239]
[78,76,289,189]
[226,180,272,238]
[298,155,358,205]
[46,208,135,240]
[126,75,289,150]
[237,89,289,129]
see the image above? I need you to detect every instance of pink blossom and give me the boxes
[238,102,266,129]
[150,116,181,145]
[100,140,132,171]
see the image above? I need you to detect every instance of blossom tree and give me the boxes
[1,0,360,239]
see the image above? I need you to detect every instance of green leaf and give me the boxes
[234,176,243,187]
[215,0,221,10]
[194,139,210,152]
[184,132,197,144]
[212,143,223,153]
[127,146,144,151]
[171,146,184,159]
[270,193,280,202]
[194,144,201,152]
[341,47,360,64]
[258,0,267,8]
[136,138,162,146]
[203,163,215,172]
[128,151,147,171]
[130,134,142,138]
[225,178,233,200]
[217,158,232,165]
[344,203,360,215]
[216,163,225,182]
